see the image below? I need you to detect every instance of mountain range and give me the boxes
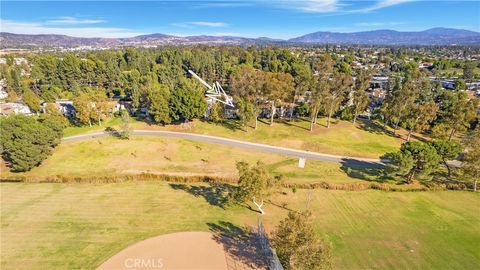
[1,28,479,48]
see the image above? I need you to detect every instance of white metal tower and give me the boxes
[188,70,234,107]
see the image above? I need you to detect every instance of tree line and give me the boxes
[1,46,478,174]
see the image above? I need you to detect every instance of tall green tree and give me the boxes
[264,72,294,126]
[236,98,255,129]
[436,91,478,140]
[0,115,61,172]
[309,54,334,131]
[384,141,440,183]
[58,54,81,91]
[90,88,110,126]
[352,69,371,124]
[272,211,332,270]
[382,76,418,135]
[38,107,69,138]
[229,66,266,129]
[73,89,95,126]
[404,99,438,141]
[462,62,475,83]
[169,79,207,122]
[430,140,463,176]
[290,62,313,119]
[22,89,41,113]
[462,127,480,191]
[147,84,171,124]
[323,72,353,128]
[208,102,224,123]
[118,109,132,139]
[231,161,280,215]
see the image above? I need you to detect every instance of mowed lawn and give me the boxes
[9,136,364,185]
[1,182,479,269]
[65,117,403,158]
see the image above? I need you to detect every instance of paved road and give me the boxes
[63,130,386,167]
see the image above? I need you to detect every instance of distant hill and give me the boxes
[0,32,263,47]
[1,28,479,48]
[289,28,480,45]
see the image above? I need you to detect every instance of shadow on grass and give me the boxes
[207,221,267,269]
[200,118,253,132]
[279,118,310,131]
[266,199,300,214]
[417,171,474,190]
[356,119,429,143]
[169,183,235,209]
[340,158,394,183]
[357,119,395,137]
[217,119,246,132]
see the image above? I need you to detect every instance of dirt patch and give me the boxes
[97,231,262,270]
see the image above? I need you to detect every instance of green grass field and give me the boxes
[5,136,365,185]
[64,117,404,158]
[1,182,478,269]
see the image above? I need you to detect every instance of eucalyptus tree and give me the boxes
[231,161,280,215]
[404,79,438,141]
[382,75,418,135]
[352,69,372,124]
[264,72,294,126]
[308,54,334,131]
[435,91,479,140]
[229,66,266,129]
[323,71,353,128]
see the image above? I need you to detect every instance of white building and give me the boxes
[0,102,33,116]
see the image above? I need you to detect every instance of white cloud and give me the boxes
[191,21,229,27]
[274,0,417,13]
[46,16,105,25]
[279,0,340,13]
[0,19,145,38]
[357,0,415,12]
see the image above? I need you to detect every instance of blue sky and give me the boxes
[1,1,479,39]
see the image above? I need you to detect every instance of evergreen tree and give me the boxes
[169,79,207,122]
[384,141,440,183]
[273,211,332,270]
[147,84,171,124]
[0,115,61,172]
[22,89,41,113]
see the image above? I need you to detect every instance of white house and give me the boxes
[0,102,33,116]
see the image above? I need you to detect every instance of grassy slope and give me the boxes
[64,117,404,158]
[1,182,478,270]
[6,136,363,185]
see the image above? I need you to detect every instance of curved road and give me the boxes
[63,130,386,168]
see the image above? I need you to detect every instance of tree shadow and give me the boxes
[357,119,395,137]
[418,171,473,190]
[169,183,235,209]
[409,133,429,143]
[218,119,246,132]
[266,199,300,213]
[207,221,268,269]
[279,118,310,131]
[257,118,269,125]
[339,158,393,183]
